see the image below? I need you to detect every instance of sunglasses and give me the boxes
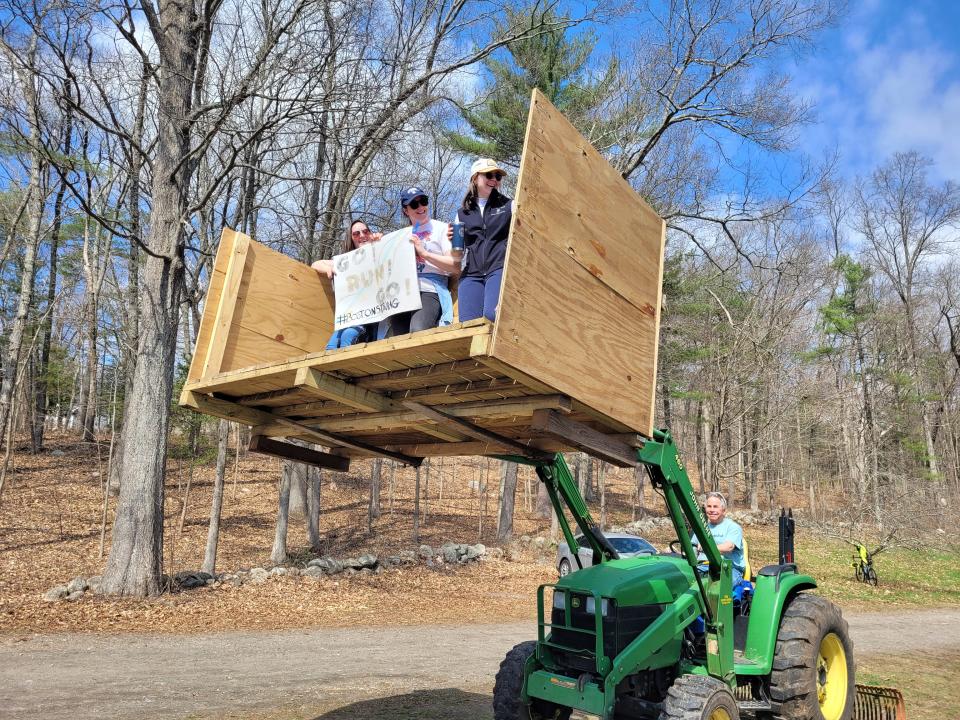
[351,227,371,238]
[483,171,504,180]
[405,196,429,210]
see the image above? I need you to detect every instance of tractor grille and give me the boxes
[550,598,663,671]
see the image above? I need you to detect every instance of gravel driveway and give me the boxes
[1,608,957,720]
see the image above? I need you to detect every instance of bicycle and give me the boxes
[850,541,880,586]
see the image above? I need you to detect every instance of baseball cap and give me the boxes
[470,158,505,176]
[400,186,428,206]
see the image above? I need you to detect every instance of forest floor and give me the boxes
[0,432,959,718]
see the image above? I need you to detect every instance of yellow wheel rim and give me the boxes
[708,708,732,720]
[817,632,848,720]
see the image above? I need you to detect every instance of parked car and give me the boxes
[556,532,658,576]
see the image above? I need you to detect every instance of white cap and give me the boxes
[470,158,505,176]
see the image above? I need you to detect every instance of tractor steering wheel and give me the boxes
[669,539,684,555]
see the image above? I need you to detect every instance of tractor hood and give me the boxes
[554,555,693,606]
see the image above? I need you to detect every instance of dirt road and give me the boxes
[2,608,957,720]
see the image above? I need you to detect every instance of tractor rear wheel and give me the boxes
[658,674,740,720]
[768,593,854,720]
[493,641,571,720]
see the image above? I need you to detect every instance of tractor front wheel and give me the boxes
[658,674,740,720]
[768,593,855,720]
[493,641,571,720]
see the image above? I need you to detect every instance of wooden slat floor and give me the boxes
[181,319,636,462]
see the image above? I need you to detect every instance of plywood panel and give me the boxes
[222,237,334,373]
[491,90,665,437]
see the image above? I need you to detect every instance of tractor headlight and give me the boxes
[552,590,566,610]
[585,597,609,616]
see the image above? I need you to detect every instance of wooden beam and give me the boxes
[530,409,637,468]
[295,367,397,412]
[294,367,464,442]
[180,390,423,466]
[201,231,250,379]
[335,439,567,458]
[248,434,350,471]
[266,395,573,435]
[403,401,553,462]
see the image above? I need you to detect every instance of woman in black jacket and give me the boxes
[455,158,513,322]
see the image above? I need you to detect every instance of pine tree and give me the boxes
[447,5,619,164]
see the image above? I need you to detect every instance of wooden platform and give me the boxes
[181,91,665,471]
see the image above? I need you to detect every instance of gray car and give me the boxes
[556,532,658,576]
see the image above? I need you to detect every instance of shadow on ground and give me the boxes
[311,688,492,719]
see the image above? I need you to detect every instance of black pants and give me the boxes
[387,292,441,337]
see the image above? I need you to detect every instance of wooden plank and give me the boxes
[184,322,492,396]
[266,394,573,436]
[530,409,637,468]
[187,228,234,384]
[490,90,664,437]
[402,401,553,462]
[336,439,567,458]
[180,390,423,466]
[248,434,351,471]
[202,230,250,378]
[295,367,398,412]
[295,367,464,442]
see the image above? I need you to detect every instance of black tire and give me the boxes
[492,641,571,720]
[854,563,863,583]
[864,566,878,587]
[558,558,571,577]
[658,674,739,720]
[768,594,855,720]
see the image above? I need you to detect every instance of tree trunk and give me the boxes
[0,57,44,444]
[496,460,518,541]
[306,468,321,550]
[271,464,292,565]
[368,459,381,531]
[201,419,229,575]
[100,0,194,596]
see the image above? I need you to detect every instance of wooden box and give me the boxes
[180,91,665,469]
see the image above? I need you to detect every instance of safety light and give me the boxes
[585,596,609,616]
[552,590,566,610]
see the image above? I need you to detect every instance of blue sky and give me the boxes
[789,0,960,183]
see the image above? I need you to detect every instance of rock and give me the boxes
[43,586,69,602]
[51,449,65,456]
[418,544,434,559]
[285,567,301,577]
[357,553,378,569]
[441,542,460,564]
[463,543,486,561]
[221,573,242,587]
[519,535,531,545]
[248,567,269,584]
[344,568,357,576]
[303,566,325,578]
[86,575,103,594]
[487,547,504,560]
[398,550,418,565]
[66,590,85,601]
[506,547,524,562]
[66,576,87,594]
[308,558,344,575]
[269,567,288,577]
[533,537,546,550]
[174,571,213,589]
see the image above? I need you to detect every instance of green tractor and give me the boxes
[493,429,855,720]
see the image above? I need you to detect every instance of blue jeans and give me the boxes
[458,268,503,322]
[326,325,365,350]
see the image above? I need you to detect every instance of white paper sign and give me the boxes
[332,229,421,331]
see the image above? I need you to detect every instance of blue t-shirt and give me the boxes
[692,517,744,572]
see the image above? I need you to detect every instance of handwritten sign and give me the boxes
[332,229,420,331]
